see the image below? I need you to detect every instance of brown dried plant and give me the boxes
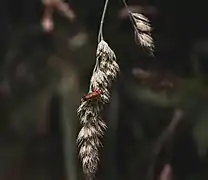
[77,40,119,179]
[122,0,155,55]
[77,0,119,179]
[76,0,155,179]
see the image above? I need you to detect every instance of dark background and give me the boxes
[0,0,208,180]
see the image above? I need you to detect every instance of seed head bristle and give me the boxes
[131,12,155,55]
[77,40,119,179]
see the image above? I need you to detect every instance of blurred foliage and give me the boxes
[0,0,208,180]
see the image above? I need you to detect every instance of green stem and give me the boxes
[98,0,109,43]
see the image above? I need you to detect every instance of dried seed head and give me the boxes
[77,40,119,179]
[130,12,154,55]
[135,32,154,54]
[132,13,149,22]
[77,101,107,178]
[96,40,115,57]
[132,13,152,32]
[90,40,119,99]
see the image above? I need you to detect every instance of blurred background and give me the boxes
[0,0,208,179]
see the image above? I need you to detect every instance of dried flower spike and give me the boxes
[135,32,154,53]
[132,13,152,32]
[92,40,119,90]
[122,0,155,56]
[77,100,107,179]
[76,0,120,177]
[132,13,154,55]
[78,22,119,180]
[77,39,119,179]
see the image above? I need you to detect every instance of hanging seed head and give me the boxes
[90,40,119,103]
[135,32,154,54]
[132,13,152,32]
[130,12,154,55]
[77,40,120,179]
[77,101,107,179]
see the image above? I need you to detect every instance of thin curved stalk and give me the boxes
[121,0,137,29]
[98,0,109,43]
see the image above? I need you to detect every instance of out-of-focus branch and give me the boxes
[153,108,184,159]
[41,5,54,33]
[159,164,172,180]
[132,68,179,92]
[58,65,80,180]
[57,2,75,21]
[147,108,184,180]
[41,0,76,33]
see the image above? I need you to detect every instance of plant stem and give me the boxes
[98,0,109,43]
[122,0,129,11]
[91,0,109,91]
[121,0,137,28]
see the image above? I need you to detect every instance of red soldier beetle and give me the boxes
[81,89,103,102]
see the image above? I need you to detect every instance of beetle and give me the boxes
[81,89,103,102]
